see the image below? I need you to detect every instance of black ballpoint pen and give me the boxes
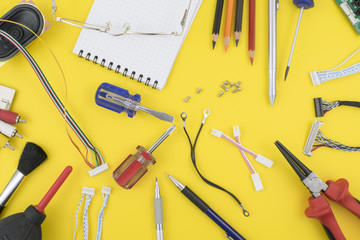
[166,173,246,240]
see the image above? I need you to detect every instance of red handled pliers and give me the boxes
[275,141,360,240]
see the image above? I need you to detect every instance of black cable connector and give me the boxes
[314,97,324,117]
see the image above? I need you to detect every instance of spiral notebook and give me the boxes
[73,0,202,90]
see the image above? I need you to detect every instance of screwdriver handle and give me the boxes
[325,179,360,218]
[305,196,345,240]
[293,0,314,9]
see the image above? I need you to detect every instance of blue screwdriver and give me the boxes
[284,0,314,81]
[95,82,174,123]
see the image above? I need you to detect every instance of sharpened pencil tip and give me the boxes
[284,66,290,81]
[212,41,216,49]
[235,39,239,47]
[224,45,228,52]
[250,57,254,65]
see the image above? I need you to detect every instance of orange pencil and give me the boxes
[224,0,234,52]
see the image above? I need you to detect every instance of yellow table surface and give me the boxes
[1,0,360,239]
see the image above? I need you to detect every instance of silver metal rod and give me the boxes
[269,0,278,107]
[148,125,176,154]
[0,170,25,206]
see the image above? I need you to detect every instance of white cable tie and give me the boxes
[303,120,324,157]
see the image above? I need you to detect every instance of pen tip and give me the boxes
[284,66,290,81]
[212,41,216,49]
[156,177,158,182]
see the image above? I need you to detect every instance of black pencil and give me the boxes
[212,0,224,49]
[234,0,244,47]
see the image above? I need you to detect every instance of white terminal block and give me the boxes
[82,187,95,196]
[88,163,109,177]
[0,120,17,138]
[303,120,324,157]
[233,126,241,138]
[0,85,15,110]
[211,129,223,138]
[255,154,274,168]
[310,71,320,86]
[251,173,263,191]
[101,186,111,195]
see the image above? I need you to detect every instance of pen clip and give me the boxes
[225,233,235,240]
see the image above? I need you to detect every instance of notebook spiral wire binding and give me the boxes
[78,50,159,89]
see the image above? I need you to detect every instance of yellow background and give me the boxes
[0,0,360,239]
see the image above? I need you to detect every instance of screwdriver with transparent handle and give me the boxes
[95,83,174,123]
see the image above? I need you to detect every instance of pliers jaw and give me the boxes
[275,141,328,198]
[302,172,328,198]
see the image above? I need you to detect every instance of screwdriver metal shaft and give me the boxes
[148,125,176,154]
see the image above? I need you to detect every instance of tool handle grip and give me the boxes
[305,196,345,240]
[326,179,360,218]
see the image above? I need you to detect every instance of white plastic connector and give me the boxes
[304,121,324,157]
[82,187,95,196]
[211,129,223,138]
[233,126,241,138]
[255,154,274,168]
[0,85,15,110]
[88,163,109,177]
[310,71,320,86]
[0,120,17,138]
[101,186,111,195]
[251,173,263,191]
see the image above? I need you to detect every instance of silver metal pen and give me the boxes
[269,0,278,107]
[154,178,164,240]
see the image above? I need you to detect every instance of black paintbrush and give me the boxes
[0,142,47,214]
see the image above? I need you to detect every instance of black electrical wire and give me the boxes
[182,117,249,217]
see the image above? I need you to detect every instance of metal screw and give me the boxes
[232,87,242,93]
[196,88,202,94]
[218,91,224,97]
[184,96,190,102]
[223,80,229,85]
[229,82,234,88]
[220,85,229,91]
[235,81,241,87]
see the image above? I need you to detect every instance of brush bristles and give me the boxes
[17,142,47,176]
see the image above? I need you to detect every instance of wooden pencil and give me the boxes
[224,0,235,52]
[234,0,244,47]
[212,0,224,49]
[249,0,255,64]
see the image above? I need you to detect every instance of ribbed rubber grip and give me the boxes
[154,198,163,224]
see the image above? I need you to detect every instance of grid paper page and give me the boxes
[73,0,202,90]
